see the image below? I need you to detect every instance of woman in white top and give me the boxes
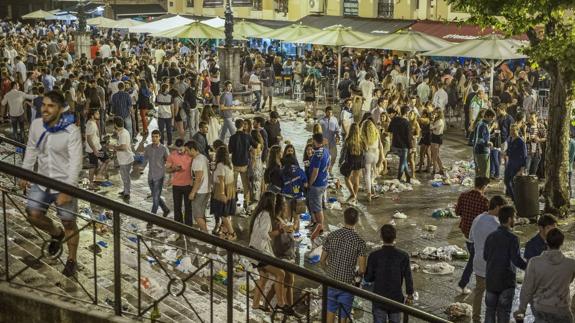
[430,109,446,175]
[200,105,220,146]
[361,118,384,202]
[359,73,375,112]
[211,146,237,240]
[249,192,292,314]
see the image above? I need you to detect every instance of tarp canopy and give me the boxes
[348,29,453,53]
[45,14,78,21]
[202,16,226,28]
[151,21,225,40]
[257,22,322,41]
[111,18,145,29]
[226,20,273,39]
[293,24,374,47]
[421,34,527,61]
[86,16,117,27]
[22,9,53,19]
[129,15,194,34]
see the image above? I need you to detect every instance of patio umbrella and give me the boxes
[422,34,527,95]
[45,14,78,21]
[86,16,117,27]
[202,16,226,28]
[22,9,53,20]
[129,15,194,34]
[111,19,145,29]
[223,20,273,39]
[293,24,375,84]
[152,22,226,69]
[348,29,454,87]
[257,22,322,42]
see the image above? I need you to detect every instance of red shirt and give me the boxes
[90,45,100,59]
[166,151,192,186]
[455,189,489,238]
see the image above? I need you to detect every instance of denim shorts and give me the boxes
[308,185,326,213]
[27,184,77,221]
[327,288,354,318]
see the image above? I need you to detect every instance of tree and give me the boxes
[448,0,575,216]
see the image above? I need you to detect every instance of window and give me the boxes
[274,0,288,13]
[253,0,262,10]
[378,0,394,18]
[169,1,174,6]
[343,0,358,16]
[204,0,224,8]
[233,0,252,6]
[187,0,194,7]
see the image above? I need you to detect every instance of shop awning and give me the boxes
[296,15,414,35]
[410,20,528,43]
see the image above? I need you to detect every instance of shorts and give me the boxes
[328,144,337,166]
[327,288,354,318]
[262,86,273,97]
[88,150,109,167]
[431,134,443,145]
[191,193,209,219]
[308,185,326,213]
[26,184,77,221]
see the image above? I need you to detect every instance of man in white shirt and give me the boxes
[249,68,263,112]
[189,140,210,232]
[113,117,134,201]
[85,109,106,189]
[417,77,431,104]
[13,56,27,85]
[20,91,83,277]
[1,81,36,142]
[432,83,449,111]
[99,41,112,58]
[359,73,375,112]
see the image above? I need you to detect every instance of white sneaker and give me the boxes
[460,287,472,295]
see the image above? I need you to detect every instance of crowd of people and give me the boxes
[1,18,574,323]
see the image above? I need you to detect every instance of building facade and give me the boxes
[166,0,470,22]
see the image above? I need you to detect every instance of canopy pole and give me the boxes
[337,47,342,87]
[489,61,494,97]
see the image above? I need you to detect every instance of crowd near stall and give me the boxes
[1,10,573,323]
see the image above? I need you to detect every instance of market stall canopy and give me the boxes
[410,20,529,43]
[151,21,225,40]
[347,29,453,52]
[202,16,226,28]
[292,24,374,47]
[22,10,53,20]
[256,22,321,41]
[421,34,527,60]
[226,20,273,39]
[111,18,145,29]
[86,16,117,27]
[45,13,78,21]
[129,15,194,34]
[296,15,413,35]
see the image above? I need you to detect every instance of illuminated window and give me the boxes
[343,0,358,16]
[378,0,394,18]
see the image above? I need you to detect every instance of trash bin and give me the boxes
[513,175,539,218]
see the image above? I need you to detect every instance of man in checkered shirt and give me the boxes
[321,207,367,323]
[455,176,489,294]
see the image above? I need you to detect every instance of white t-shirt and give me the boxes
[116,128,134,165]
[85,120,102,153]
[192,154,210,194]
[213,163,234,185]
[249,211,273,256]
[249,74,261,91]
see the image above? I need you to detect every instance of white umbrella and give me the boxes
[129,15,194,34]
[86,16,116,27]
[22,10,53,20]
[202,16,226,28]
[422,34,527,95]
[111,19,145,29]
[45,13,78,21]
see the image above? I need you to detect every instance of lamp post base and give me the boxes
[75,31,91,61]
[218,46,243,91]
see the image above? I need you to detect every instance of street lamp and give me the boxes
[224,0,234,48]
[77,0,87,32]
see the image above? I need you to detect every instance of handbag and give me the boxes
[272,220,295,260]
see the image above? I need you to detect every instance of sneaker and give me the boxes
[48,230,65,256]
[62,259,77,277]
[162,209,171,217]
[460,287,472,295]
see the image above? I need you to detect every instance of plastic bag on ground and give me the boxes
[422,262,455,275]
[392,211,407,219]
[308,245,323,264]
[445,302,473,319]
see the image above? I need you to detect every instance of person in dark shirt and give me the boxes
[253,116,269,162]
[264,111,282,147]
[228,119,257,208]
[483,206,527,323]
[337,72,354,101]
[365,224,414,323]
[191,121,210,159]
[263,145,283,193]
[524,214,557,261]
[496,104,514,156]
[388,105,413,182]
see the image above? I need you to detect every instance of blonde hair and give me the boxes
[313,123,322,135]
[345,123,363,155]
[361,119,380,147]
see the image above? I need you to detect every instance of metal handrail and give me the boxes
[0,136,26,149]
[0,155,450,323]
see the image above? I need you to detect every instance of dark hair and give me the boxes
[113,116,124,128]
[380,224,397,244]
[86,109,99,120]
[212,139,225,151]
[484,109,496,118]
[537,214,558,228]
[198,121,207,128]
[546,228,564,249]
[253,116,265,125]
[215,146,231,167]
[151,129,161,136]
[497,206,516,224]
[270,111,279,119]
[249,192,276,235]
[400,105,410,116]
[474,177,490,189]
[312,133,323,145]
[235,118,244,129]
[489,195,508,210]
[325,106,332,112]
[174,138,185,147]
[44,90,66,109]
[188,140,200,152]
[343,207,360,226]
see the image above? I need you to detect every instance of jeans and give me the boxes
[10,115,25,142]
[474,153,490,178]
[99,107,107,137]
[326,288,354,319]
[532,308,573,323]
[395,148,410,180]
[504,167,519,201]
[219,117,236,141]
[148,177,169,214]
[252,90,262,111]
[526,154,541,176]
[188,108,200,137]
[485,288,515,323]
[123,116,133,139]
[158,117,172,146]
[373,306,401,323]
[490,149,500,178]
[119,163,132,195]
[458,241,475,288]
[172,185,192,226]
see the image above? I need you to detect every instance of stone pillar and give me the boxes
[75,32,91,61]
[218,46,243,91]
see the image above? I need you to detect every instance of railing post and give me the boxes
[113,210,122,316]
[3,191,9,282]
[227,250,234,323]
[321,284,328,323]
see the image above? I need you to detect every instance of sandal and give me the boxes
[226,232,237,241]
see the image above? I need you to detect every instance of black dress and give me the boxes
[419,122,431,146]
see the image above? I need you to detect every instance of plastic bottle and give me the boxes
[150,303,161,322]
